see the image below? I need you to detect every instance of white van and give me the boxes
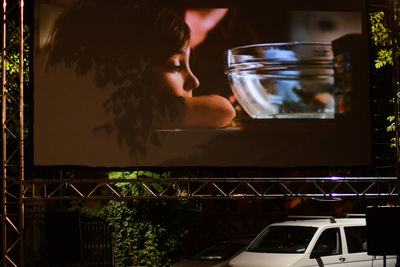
[229,217,397,267]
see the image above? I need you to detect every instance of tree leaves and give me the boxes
[369,11,400,69]
[370,11,400,149]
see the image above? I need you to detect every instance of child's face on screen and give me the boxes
[152,46,199,98]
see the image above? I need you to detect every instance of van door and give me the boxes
[343,226,396,267]
[301,227,347,266]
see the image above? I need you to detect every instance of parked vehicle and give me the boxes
[173,235,255,267]
[229,217,397,267]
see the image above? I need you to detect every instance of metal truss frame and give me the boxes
[22,177,399,201]
[1,0,24,266]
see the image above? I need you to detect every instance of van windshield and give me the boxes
[247,226,317,253]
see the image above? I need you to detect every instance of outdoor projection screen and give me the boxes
[34,0,371,167]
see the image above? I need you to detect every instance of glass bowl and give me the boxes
[225,42,335,119]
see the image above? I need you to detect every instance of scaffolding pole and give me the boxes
[1,0,24,266]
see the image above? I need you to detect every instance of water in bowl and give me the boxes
[226,43,336,119]
[228,69,334,119]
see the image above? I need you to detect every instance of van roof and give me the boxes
[270,218,366,227]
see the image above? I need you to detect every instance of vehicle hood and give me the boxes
[229,251,304,267]
[172,259,229,267]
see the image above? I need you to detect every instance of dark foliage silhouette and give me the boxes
[44,0,187,159]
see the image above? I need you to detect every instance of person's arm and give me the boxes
[182,94,236,128]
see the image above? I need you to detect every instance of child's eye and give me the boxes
[166,63,185,72]
[172,65,184,72]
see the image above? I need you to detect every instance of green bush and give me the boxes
[71,171,198,267]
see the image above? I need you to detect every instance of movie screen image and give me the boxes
[34,0,371,167]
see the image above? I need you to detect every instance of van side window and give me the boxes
[311,228,342,258]
[344,226,367,253]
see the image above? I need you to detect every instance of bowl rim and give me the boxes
[227,42,332,53]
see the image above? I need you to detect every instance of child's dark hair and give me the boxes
[45,0,190,86]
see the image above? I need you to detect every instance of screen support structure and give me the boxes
[1,0,24,266]
[21,177,399,200]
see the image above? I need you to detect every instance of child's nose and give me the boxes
[184,69,200,91]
